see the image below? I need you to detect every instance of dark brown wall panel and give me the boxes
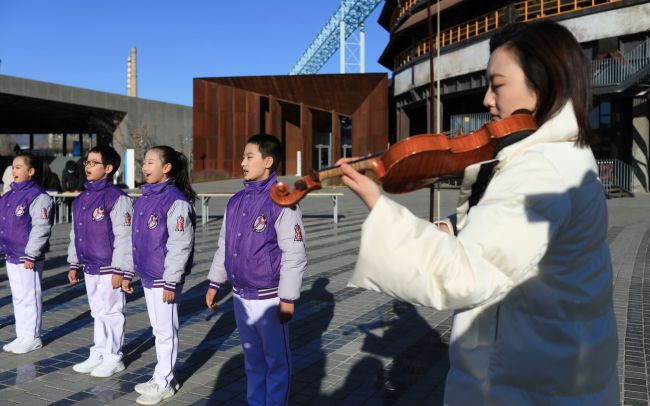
[331,111,341,164]
[193,79,205,112]
[269,96,282,139]
[301,104,312,176]
[232,87,247,175]
[352,76,389,156]
[268,96,283,174]
[247,92,260,138]
[284,120,302,175]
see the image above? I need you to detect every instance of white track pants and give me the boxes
[85,273,125,363]
[234,294,291,406]
[144,286,182,388]
[6,261,43,339]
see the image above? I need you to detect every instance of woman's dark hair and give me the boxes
[247,134,282,173]
[151,145,197,204]
[88,145,121,177]
[489,21,594,146]
[16,154,44,187]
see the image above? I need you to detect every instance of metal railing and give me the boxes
[394,0,621,69]
[395,0,418,23]
[597,159,633,195]
[395,7,504,67]
[592,38,650,87]
[449,112,491,136]
[513,0,617,21]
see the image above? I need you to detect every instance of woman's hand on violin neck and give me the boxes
[335,157,357,166]
[340,163,381,210]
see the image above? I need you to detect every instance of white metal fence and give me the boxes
[597,159,633,195]
[592,38,650,87]
[449,112,491,136]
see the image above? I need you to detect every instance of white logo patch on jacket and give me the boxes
[15,204,25,217]
[92,207,105,221]
[252,214,268,233]
[148,213,159,229]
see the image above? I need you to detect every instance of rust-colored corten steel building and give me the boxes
[193,73,388,179]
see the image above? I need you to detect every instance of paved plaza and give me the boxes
[0,178,648,405]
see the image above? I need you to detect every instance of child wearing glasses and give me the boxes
[67,145,133,378]
[121,145,196,405]
[0,154,54,354]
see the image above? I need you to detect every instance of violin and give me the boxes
[270,113,537,207]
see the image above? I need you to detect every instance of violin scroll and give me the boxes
[270,171,323,207]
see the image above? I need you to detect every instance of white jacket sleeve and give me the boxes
[109,195,134,275]
[207,210,228,289]
[163,200,195,290]
[24,193,54,261]
[275,205,307,302]
[349,152,571,310]
[67,213,80,269]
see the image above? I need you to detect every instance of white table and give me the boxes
[48,191,344,225]
[198,192,343,225]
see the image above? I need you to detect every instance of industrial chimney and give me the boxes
[127,48,137,97]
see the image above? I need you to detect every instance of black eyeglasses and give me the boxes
[83,160,107,167]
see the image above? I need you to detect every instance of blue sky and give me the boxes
[0,1,390,106]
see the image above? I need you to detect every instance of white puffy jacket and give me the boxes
[349,102,618,405]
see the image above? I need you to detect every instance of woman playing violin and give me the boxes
[340,21,618,405]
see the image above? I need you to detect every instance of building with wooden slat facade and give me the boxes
[193,74,388,179]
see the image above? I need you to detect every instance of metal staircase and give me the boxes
[593,38,650,95]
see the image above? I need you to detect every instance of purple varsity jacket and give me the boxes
[68,178,133,275]
[127,179,195,291]
[0,180,53,264]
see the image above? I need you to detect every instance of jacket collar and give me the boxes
[243,172,277,194]
[84,178,112,192]
[496,101,579,168]
[10,179,37,192]
[141,178,174,196]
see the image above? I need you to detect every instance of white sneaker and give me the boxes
[11,337,42,354]
[135,379,180,395]
[90,359,125,378]
[72,354,103,374]
[2,337,21,353]
[135,382,177,405]
[135,379,158,395]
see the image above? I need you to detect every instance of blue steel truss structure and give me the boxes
[289,0,382,75]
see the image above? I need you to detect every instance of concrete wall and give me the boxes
[0,75,192,182]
